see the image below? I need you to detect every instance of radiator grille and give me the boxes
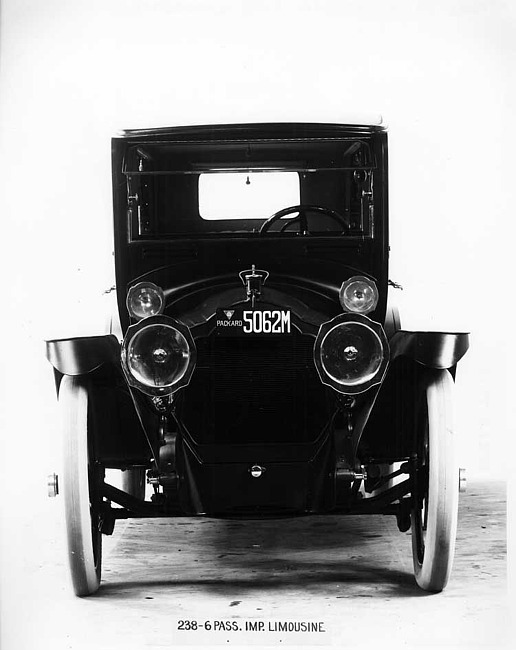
[179,332,330,444]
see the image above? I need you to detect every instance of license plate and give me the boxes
[215,308,292,337]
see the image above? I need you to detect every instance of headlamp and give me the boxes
[314,313,389,394]
[121,316,196,396]
[126,282,165,320]
[339,276,379,314]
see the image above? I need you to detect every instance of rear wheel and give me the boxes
[411,369,458,592]
[60,375,103,596]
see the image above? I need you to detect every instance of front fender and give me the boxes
[389,330,469,369]
[46,334,120,376]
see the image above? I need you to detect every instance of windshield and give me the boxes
[123,138,375,238]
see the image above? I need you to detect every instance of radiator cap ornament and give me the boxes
[239,265,269,307]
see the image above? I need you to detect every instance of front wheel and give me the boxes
[60,375,103,596]
[411,369,458,592]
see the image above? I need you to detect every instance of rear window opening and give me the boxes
[199,172,300,220]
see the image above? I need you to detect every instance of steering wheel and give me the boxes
[259,204,349,235]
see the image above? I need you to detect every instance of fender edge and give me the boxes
[389,330,469,370]
[46,334,120,376]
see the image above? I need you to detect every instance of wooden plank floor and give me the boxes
[1,481,508,649]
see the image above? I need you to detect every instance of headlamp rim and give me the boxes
[121,315,197,396]
[319,321,384,386]
[314,312,389,395]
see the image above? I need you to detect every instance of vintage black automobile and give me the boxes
[46,121,469,597]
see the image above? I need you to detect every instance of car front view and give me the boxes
[46,120,469,596]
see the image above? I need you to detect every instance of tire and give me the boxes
[121,468,146,500]
[411,369,458,592]
[60,375,103,596]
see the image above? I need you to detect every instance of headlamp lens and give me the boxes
[127,323,190,388]
[320,321,384,387]
[127,282,165,320]
[339,276,378,314]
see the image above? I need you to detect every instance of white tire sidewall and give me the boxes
[413,369,458,591]
[60,375,100,595]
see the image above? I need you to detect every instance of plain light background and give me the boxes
[0,0,514,646]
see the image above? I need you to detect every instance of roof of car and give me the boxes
[115,119,386,142]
